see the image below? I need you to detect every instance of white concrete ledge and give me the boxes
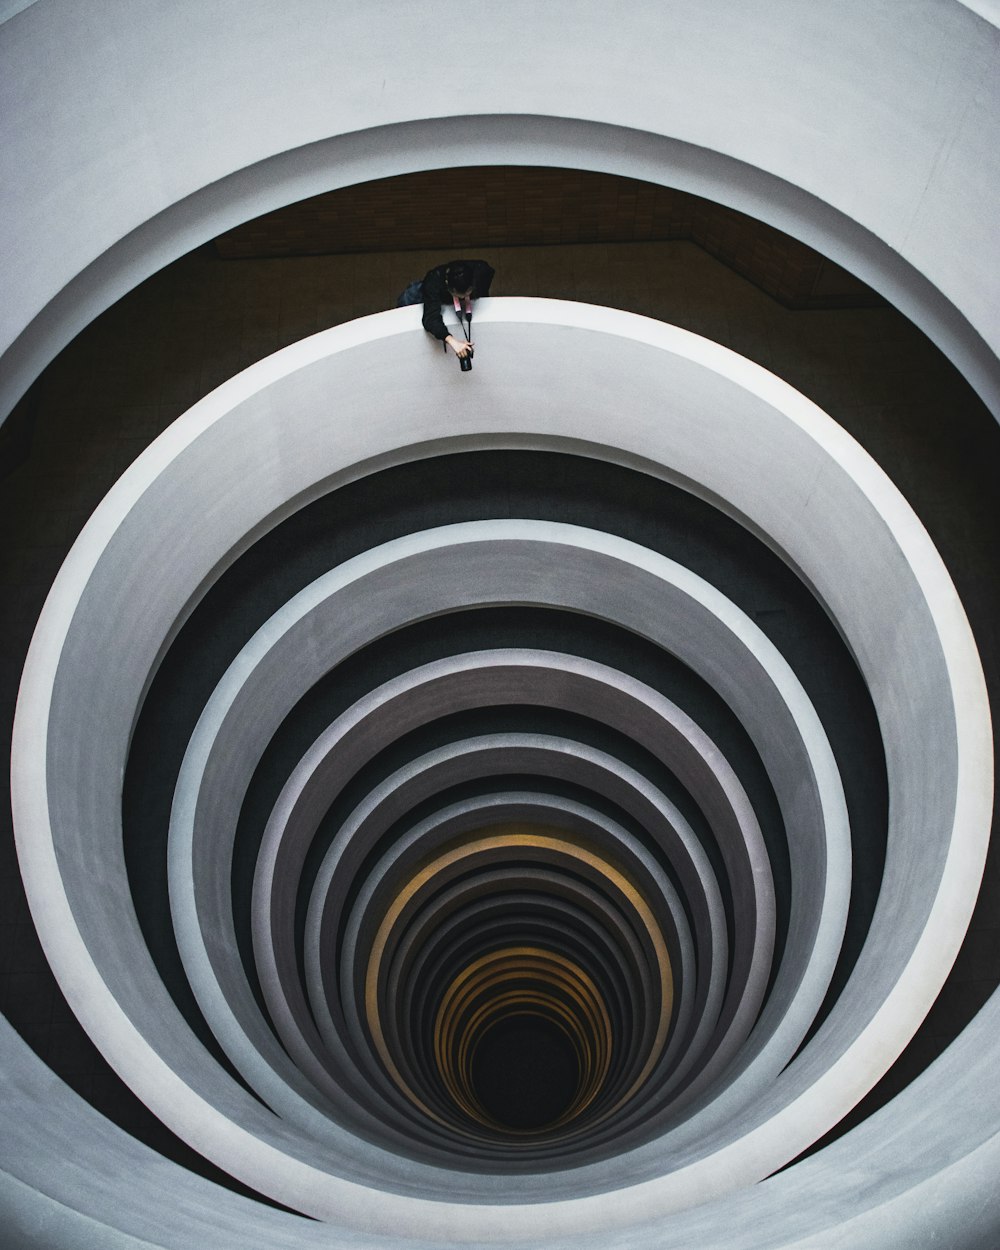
[9,301,991,1241]
[2,2,998,423]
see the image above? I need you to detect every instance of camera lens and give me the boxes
[460,355,473,372]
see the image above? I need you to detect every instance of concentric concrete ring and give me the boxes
[10,299,992,1243]
[166,536,823,1174]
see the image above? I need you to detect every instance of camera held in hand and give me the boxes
[459,346,474,372]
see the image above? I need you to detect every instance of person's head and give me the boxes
[445,263,474,298]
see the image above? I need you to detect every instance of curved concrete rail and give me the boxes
[172,523,834,1158]
[9,301,991,1243]
[1,2,998,428]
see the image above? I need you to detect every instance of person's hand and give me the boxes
[445,334,474,358]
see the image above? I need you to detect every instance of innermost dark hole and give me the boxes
[470,1016,581,1131]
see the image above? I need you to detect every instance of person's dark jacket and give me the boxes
[421,259,495,341]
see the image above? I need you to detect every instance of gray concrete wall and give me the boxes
[1,1,998,424]
[3,2,999,1244]
[7,300,992,1244]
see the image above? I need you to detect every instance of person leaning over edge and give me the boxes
[420,259,495,359]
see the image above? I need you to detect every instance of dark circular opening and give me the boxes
[470,1015,581,1131]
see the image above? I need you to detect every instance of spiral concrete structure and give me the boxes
[2,2,999,1247]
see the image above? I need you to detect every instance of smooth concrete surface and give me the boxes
[292,651,771,1118]
[263,659,728,1141]
[1,1,999,433]
[179,527,830,1178]
[0,1,37,23]
[270,734,711,1143]
[9,302,990,1242]
[187,537,800,1135]
[322,789,695,1150]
